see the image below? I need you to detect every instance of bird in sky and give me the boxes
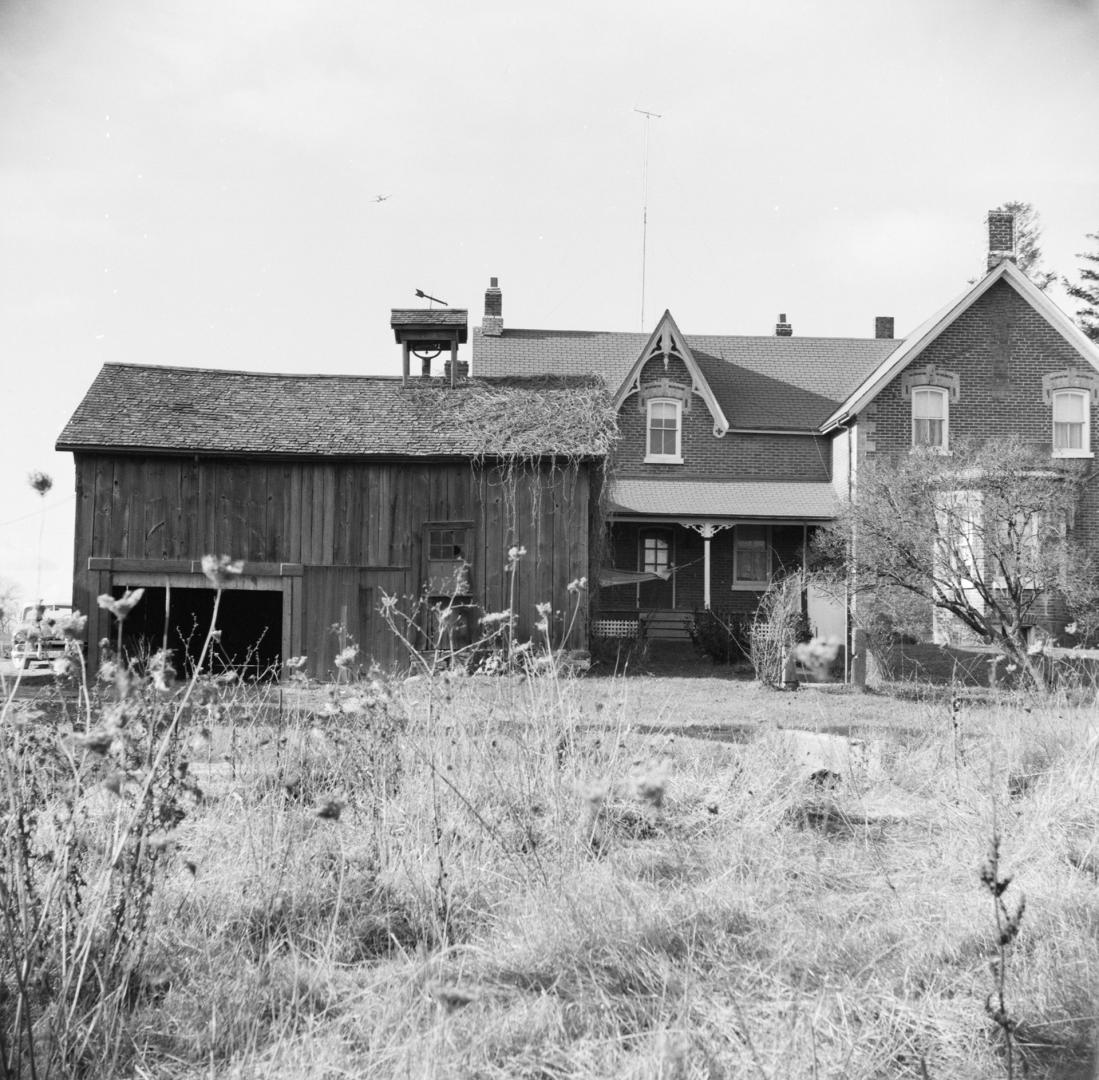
[373,194,391,203]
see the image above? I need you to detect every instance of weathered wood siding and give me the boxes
[72,454,592,676]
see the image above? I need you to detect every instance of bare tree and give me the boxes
[819,437,1099,692]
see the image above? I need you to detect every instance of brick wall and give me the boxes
[616,355,831,481]
[863,277,1099,637]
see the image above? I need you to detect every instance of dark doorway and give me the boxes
[112,586,282,680]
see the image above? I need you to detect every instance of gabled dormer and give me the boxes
[612,311,729,464]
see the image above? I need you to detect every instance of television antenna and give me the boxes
[635,107,662,330]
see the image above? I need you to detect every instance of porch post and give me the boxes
[703,527,712,610]
[682,522,731,612]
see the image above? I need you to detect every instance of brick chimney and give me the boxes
[987,210,1016,270]
[775,313,792,337]
[875,316,894,340]
[482,276,503,336]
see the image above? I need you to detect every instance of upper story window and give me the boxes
[1052,389,1091,457]
[912,386,948,450]
[645,399,683,463]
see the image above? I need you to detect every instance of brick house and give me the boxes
[473,213,1099,646]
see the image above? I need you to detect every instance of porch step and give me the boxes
[643,612,693,641]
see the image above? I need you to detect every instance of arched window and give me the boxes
[1052,389,1090,457]
[645,399,683,463]
[912,386,948,450]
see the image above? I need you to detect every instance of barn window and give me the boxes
[424,522,473,599]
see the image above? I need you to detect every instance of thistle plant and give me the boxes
[0,555,245,1076]
[980,831,1026,1078]
[27,470,53,602]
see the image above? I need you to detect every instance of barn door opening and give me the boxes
[111,585,283,681]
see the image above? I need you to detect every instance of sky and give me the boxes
[2,0,1098,608]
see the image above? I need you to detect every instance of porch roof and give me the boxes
[607,478,838,520]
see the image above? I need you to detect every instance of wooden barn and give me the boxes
[56,309,613,679]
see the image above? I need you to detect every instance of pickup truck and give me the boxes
[10,604,75,670]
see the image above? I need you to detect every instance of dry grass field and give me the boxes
[1,640,1098,1079]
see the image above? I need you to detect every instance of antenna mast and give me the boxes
[635,107,662,330]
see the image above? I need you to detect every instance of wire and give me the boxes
[0,495,74,529]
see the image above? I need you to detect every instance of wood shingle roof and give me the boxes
[56,363,614,459]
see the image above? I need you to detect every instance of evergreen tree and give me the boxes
[1064,232,1099,342]
[994,200,1055,290]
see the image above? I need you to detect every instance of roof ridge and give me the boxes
[475,327,902,344]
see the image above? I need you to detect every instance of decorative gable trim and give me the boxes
[612,310,729,437]
[822,260,1099,432]
[1042,368,1099,404]
[638,379,693,413]
[900,364,960,402]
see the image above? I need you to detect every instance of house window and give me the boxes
[734,525,769,587]
[641,532,671,575]
[1052,389,1091,457]
[645,399,682,463]
[912,387,948,450]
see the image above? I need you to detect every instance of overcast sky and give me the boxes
[2,0,1098,605]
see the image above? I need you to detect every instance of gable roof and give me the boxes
[56,363,614,459]
[610,310,729,434]
[474,324,901,431]
[822,259,1099,430]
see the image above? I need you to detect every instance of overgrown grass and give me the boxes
[1,603,1098,1077]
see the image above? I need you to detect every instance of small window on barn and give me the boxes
[733,525,770,588]
[645,399,683,463]
[1052,389,1091,457]
[912,387,948,451]
[424,523,473,600]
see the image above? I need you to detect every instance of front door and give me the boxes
[638,528,675,609]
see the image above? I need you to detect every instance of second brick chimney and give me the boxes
[482,277,503,336]
[775,313,792,337]
[875,316,894,340]
[987,210,1016,271]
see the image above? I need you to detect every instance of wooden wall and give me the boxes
[72,454,593,677]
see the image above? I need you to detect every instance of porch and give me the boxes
[596,477,843,643]
[597,520,819,639]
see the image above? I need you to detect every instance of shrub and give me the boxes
[689,610,751,664]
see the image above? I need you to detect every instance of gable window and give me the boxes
[645,399,683,463]
[912,387,948,450]
[1052,389,1091,457]
[733,525,770,588]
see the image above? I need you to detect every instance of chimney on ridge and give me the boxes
[482,277,503,336]
[875,316,894,340]
[775,313,793,337]
[987,210,1016,271]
